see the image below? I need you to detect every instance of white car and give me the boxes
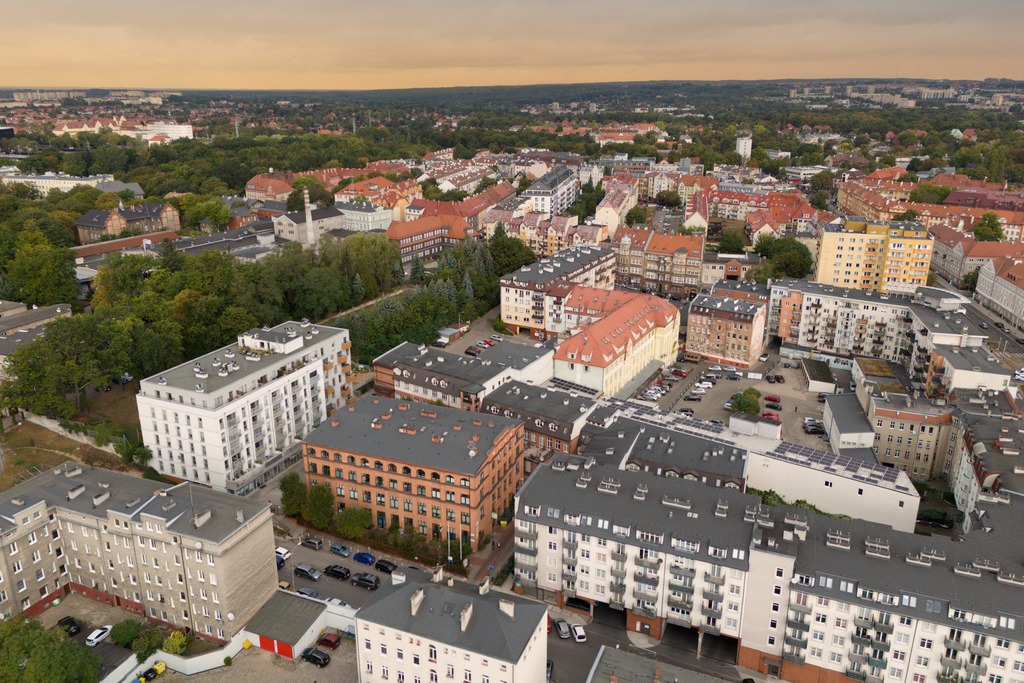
[696,382,714,389]
[490,335,503,341]
[690,388,706,395]
[803,417,821,425]
[325,597,350,608]
[759,354,770,362]
[571,624,587,642]
[275,546,293,561]
[86,625,112,646]
[707,365,722,371]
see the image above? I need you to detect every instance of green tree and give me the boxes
[132,628,163,664]
[625,206,649,226]
[279,471,307,517]
[303,481,335,530]
[7,233,77,306]
[0,614,101,683]
[334,506,373,540]
[893,209,919,221]
[730,390,760,415]
[351,273,366,306]
[973,212,1005,242]
[110,619,143,648]
[489,224,537,276]
[161,631,188,656]
[810,191,828,211]
[410,256,425,284]
[654,190,682,207]
[719,229,745,253]
[773,247,814,278]
[810,170,834,192]
[963,268,980,290]
[753,233,777,257]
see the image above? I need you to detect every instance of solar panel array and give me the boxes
[770,442,901,484]
[544,377,601,398]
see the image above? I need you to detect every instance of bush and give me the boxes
[224,656,233,666]
[491,317,510,334]
[162,631,188,655]
[132,628,164,663]
[110,619,142,647]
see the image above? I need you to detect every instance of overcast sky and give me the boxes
[3,0,1021,90]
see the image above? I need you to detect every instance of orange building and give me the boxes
[301,397,525,546]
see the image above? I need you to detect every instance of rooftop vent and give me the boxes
[192,509,212,528]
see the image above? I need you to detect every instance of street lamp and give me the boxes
[288,539,303,589]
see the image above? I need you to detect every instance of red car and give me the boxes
[762,412,780,422]
[672,369,687,377]
[317,634,341,650]
[764,395,781,403]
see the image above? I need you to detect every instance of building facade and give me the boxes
[816,220,933,293]
[386,215,474,264]
[521,166,578,218]
[0,466,276,642]
[138,322,354,495]
[302,397,525,545]
[611,228,705,298]
[686,295,768,368]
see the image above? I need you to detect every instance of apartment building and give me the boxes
[521,166,578,218]
[481,381,598,455]
[499,247,616,339]
[482,212,587,258]
[930,226,1024,287]
[711,280,771,304]
[816,220,933,293]
[75,203,181,244]
[0,465,276,642]
[334,201,393,232]
[301,397,525,544]
[701,252,766,285]
[355,575,547,683]
[372,341,553,409]
[515,453,1024,683]
[976,259,1024,331]
[686,295,768,369]
[553,294,680,397]
[611,228,705,299]
[0,171,114,193]
[138,321,354,495]
[386,214,474,264]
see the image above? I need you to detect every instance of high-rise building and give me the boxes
[815,219,933,293]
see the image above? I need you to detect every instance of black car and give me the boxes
[727,374,742,381]
[774,375,785,383]
[1016,337,1024,345]
[57,616,80,636]
[464,348,479,357]
[351,573,380,590]
[140,667,158,681]
[301,647,331,668]
[804,426,825,435]
[375,559,397,574]
[564,596,591,611]
[766,402,782,410]
[683,395,702,402]
[679,409,694,416]
[276,555,285,569]
[324,565,351,580]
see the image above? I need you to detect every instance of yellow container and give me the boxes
[153,662,166,674]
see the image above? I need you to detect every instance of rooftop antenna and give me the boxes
[234,118,239,138]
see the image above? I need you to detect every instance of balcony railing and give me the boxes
[867,656,886,670]
[701,605,722,620]
[846,669,866,682]
[785,635,808,649]
[635,556,661,570]
[668,580,694,594]
[790,602,812,615]
[944,638,965,652]
[667,595,692,609]
[968,643,991,657]
[783,652,805,665]
[634,572,659,587]
[704,572,725,585]
[562,539,578,551]
[940,657,961,669]
[515,529,537,541]
[611,551,627,562]
[787,618,810,632]
[633,588,657,601]
[667,613,691,628]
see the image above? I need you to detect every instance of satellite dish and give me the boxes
[227,612,235,621]
[195,541,202,549]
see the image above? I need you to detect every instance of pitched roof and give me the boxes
[553,295,678,368]
[386,214,470,241]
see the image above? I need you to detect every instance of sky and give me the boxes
[3,0,1023,90]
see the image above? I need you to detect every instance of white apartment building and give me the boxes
[0,465,277,642]
[355,574,547,683]
[0,170,114,193]
[736,136,753,161]
[521,166,578,218]
[516,455,1024,683]
[138,321,354,494]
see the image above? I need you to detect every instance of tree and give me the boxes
[893,209,919,221]
[132,628,163,664]
[303,481,335,530]
[810,170,834,193]
[810,191,828,211]
[489,225,537,276]
[772,246,814,278]
[973,212,1005,242]
[410,256,425,284]
[625,206,649,226]
[753,233,777,257]
[963,268,980,291]
[0,614,101,683]
[161,631,188,656]
[655,190,682,207]
[334,506,373,540]
[351,273,366,306]
[462,271,474,301]
[279,471,307,517]
[730,390,760,415]
[7,232,77,306]
[110,619,143,648]
[719,229,745,253]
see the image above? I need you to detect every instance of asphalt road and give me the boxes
[930,275,1024,358]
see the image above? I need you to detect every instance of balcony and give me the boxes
[945,638,966,652]
[866,675,883,683]
[785,635,808,650]
[783,652,806,665]
[846,669,866,682]
[852,635,871,648]
[702,623,721,636]
[848,652,868,665]
[701,605,722,620]
[965,663,987,677]
[668,595,692,609]
[867,656,886,670]
[940,657,961,669]
[968,643,991,657]
[562,539,578,551]
[703,588,724,603]
[633,588,657,602]
[515,528,537,541]
[514,556,537,569]
[634,572,659,587]
[790,602,812,615]
[611,551,627,563]
[609,600,625,611]
[562,568,577,581]
[871,639,890,652]
[514,544,537,557]
[609,581,626,595]
[636,556,661,571]
[787,618,810,632]
[667,613,691,628]
[704,572,725,585]
[563,553,577,567]
[670,565,696,578]
[853,617,872,629]
[668,580,694,594]
[938,674,959,683]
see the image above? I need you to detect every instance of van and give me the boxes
[295,564,323,581]
[302,537,323,551]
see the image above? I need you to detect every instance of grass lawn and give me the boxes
[79,382,142,432]
[0,422,138,492]
[184,638,222,657]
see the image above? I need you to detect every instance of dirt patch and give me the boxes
[0,422,140,493]
[79,382,142,432]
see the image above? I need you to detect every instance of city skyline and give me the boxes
[3,0,1023,90]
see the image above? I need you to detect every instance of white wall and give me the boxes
[739,546,793,658]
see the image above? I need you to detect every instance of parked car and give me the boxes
[351,573,380,590]
[1015,337,1024,345]
[86,625,112,646]
[295,564,323,581]
[330,543,350,557]
[325,597,350,608]
[476,341,489,348]
[375,559,398,574]
[818,393,828,403]
[766,376,776,384]
[58,616,80,636]
[762,412,780,422]
[301,537,323,551]
[696,382,714,389]
[432,341,446,348]
[464,348,479,357]
[275,546,293,561]
[723,365,737,373]
[979,322,989,329]
[680,408,694,416]
[317,634,342,650]
[764,395,781,403]
[683,395,702,402]
[554,619,571,639]
[301,647,331,668]
[547,659,554,682]
[996,322,1006,329]
[672,369,687,377]
[759,354,770,362]
[690,388,706,395]
[766,402,783,410]
[803,417,821,425]
[354,552,376,565]
[805,426,825,435]
[324,565,351,580]
[565,597,591,611]
[490,335,503,341]
[708,419,723,425]
[727,374,742,381]
[276,555,285,569]
[571,624,587,642]
[773,375,785,383]
[707,365,722,371]
[297,587,322,600]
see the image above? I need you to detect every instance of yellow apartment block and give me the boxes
[815,219,933,293]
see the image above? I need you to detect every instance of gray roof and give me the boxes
[356,578,546,663]
[374,342,549,394]
[482,381,597,427]
[933,344,1010,375]
[689,294,764,318]
[0,326,44,357]
[824,393,873,434]
[521,165,575,194]
[95,179,143,197]
[303,396,521,476]
[499,247,613,288]
[276,205,344,226]
[837,447,879,464]
[0,465,270,544]
[709,279,770,299]
[245,591,327,645]
[0,303,70,335]
[804,358,835,384]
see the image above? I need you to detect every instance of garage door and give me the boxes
[258,635,275,653]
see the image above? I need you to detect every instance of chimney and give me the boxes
[411,587,425,615]
[478,576,491,595]
[460,602,473,631]
[192,509,212,528]
[235,509,245,523]
[67,484,86,500]
[498,599,515,619]
[303,187,313,229]
[91,491,110,507]
[432,566,445,583]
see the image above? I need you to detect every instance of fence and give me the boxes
[22,412,120,455]
[118,630,251,682]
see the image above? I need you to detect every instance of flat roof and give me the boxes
[825,393,874,434]
[500,247,612,288]
[374,341,550,393]
[934,344,1011,374]
[245,591,326,645]
[585,645,733,683]
[804,358,835,384]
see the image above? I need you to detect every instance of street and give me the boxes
[930,274,1024,362]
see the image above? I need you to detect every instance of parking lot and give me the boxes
[631,353,833,451]
[39,594,136,679]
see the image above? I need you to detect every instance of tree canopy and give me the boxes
[973,212,1005,242]
[719,229,745,253]
[0,614,101,683]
